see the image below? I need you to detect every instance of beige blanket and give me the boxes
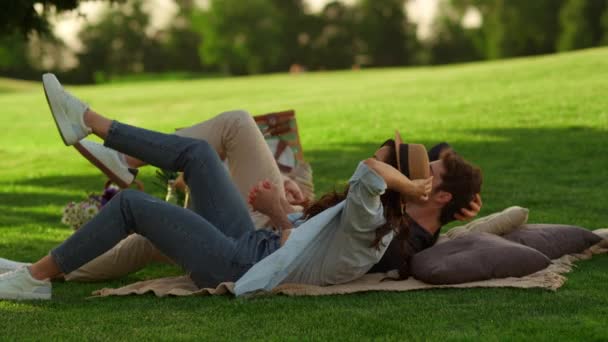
[91,228,608,298]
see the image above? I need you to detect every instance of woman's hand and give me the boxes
[454,193,482,221]
[409,177,433,201]
[363,158,432,201]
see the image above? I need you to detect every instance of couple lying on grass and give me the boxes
[0,74,482,301]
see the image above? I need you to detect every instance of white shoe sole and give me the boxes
[74,142,133,188]
[0,290,51,301]
[43,74,78,146]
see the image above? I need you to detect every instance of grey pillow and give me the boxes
[503,224,602,260]
[411,232,550,285]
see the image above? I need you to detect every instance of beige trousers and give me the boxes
[65,110,284,282]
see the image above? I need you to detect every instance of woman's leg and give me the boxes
[64,111,277,282]
[31,189,248,288]
[87,112,255,239]
[29,75,265,289]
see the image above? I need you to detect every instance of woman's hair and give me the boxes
[436,151,483,226]
[302,140,413,278]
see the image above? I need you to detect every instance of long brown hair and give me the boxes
[301,140,413,277]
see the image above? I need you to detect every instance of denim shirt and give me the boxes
[235,162,391,296]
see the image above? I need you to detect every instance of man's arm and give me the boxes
[455,194,482,221]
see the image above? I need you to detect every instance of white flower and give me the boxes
[83,205,99,219]
[61,197,102,230]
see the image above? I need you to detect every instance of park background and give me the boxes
[1,0,608,340]
[3,0,608,82]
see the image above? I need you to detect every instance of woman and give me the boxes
[0,74,438,300]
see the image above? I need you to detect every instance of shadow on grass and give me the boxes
[0,190,93,227]
[0,192,78,207]
[8,174,109,191]
[1,125,606,232]
[0,207,60,226]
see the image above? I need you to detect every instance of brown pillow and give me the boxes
[411,232,550,285]
[503,224,602,260]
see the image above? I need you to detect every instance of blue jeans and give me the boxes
[51,121,281,288]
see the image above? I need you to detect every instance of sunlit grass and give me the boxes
[0,48,607,339]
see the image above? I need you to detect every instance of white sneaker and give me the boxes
[0,258,31,275]
[75,139,137,188]
[42,73,91,145]
[0,267,52,301]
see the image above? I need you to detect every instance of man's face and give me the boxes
[429,159,445,193]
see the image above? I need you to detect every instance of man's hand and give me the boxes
[454,193,482,221]
[283,178,306,205]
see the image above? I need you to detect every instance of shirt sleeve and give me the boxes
[340,161,387,233]
[287,212,305,228]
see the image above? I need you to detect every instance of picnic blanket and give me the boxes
[90,228,608,298]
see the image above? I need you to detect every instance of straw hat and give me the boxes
[394,130,430,180]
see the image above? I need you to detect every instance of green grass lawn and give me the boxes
[1,48,607,340]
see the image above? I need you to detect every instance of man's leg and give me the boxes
[64,234,173,282]
[175,110,285,200]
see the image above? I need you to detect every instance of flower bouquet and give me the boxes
[61,184,120,230]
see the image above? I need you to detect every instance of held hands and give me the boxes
[454,193,483,221]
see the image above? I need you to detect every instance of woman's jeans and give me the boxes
[51,121,281,288]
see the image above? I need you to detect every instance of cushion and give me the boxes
[594,228,608,248]
[411,232,550,285]
[503,224,603,260]
[446,206,529,239]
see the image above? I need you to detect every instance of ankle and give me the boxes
[26,266,47,282]
[83,109,95,129]
[124,155,139,168]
